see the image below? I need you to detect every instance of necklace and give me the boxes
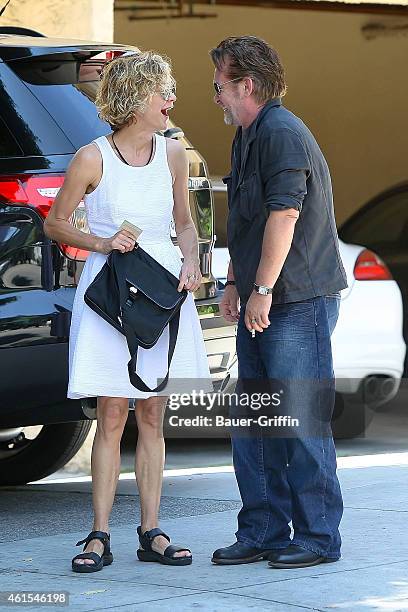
[111,133,154,167]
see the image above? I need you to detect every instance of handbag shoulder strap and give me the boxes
[111,250,181,394]
[124,311,180,393]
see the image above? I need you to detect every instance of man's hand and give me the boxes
[244,291,272,332]
[220,285,240,322]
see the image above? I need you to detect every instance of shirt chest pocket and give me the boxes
[238,172,260,221]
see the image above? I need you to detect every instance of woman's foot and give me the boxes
[73,538,105,567]
[72,530,113,574]
[137,526,192,565]
[145,533,191,559]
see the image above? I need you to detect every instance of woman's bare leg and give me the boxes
[73,396,129,566]
[135,396,190,558]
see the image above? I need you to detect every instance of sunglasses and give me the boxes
[213,77,242,95]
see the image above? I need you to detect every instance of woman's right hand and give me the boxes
[99,230,136,255]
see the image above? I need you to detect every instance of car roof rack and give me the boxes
[0,26,45,37]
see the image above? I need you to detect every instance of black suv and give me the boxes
[0,30,236,485]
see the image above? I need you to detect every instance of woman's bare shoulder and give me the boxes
[74,142,102,166]
[67,142,103,186]
[165,137,187,173]
[164,136,185,158]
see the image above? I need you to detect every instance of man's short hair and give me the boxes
[210,36,287,104]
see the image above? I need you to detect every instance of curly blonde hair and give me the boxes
[96,51,176,130]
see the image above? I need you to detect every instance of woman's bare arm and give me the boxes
[167,139,201,292]
[44,144,135,254]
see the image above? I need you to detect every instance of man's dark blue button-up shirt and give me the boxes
[224,98,347,304]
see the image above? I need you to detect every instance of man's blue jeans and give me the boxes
[232,295,343,559]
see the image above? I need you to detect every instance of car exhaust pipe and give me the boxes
[363,375,399,408]
[0,427,24,442]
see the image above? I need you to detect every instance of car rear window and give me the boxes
[7,51,122,150]
[340,190,408,249]
[0,115,23,157]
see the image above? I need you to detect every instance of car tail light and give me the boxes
[105,50,126,61]
[0,174,90,261]
[353,249,392,281]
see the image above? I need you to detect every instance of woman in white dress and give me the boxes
[44,51,211,572]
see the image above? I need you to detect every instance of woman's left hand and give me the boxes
[178,258,202,292]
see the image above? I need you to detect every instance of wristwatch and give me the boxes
[225,280,236,287]
[253,283,273,295]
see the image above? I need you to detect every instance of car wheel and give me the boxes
[0,420,92,486]
[331,392,374,439]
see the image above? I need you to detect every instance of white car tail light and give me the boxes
[353,249,392,281]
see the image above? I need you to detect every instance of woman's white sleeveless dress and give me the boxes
[68,134,211,399]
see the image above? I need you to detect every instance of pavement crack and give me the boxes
[79,591,323,612]
[0,568,207,592]
[75,591,219,612]
[213,557,408,591]
[344,505,408,512]
[216,592,324,611]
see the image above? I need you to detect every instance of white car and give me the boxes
[212,241,406,438]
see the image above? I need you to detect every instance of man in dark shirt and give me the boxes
[210,36,348,569]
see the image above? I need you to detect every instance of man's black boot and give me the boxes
[268,544,339,569]
[212,541,278,565]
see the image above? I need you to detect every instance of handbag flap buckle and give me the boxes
[126,286,138,307]
[125,277,184,309]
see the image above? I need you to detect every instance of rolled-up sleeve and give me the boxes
[261,129,310,213]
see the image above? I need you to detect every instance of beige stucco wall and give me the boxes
[1,0,114,41]
[115,5,408,224]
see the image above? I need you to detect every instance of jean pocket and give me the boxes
[325,295,340,334]
[274,301,314,316]
[269,301,316,331]
[325,293,341,300]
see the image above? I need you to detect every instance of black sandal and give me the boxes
[137,526,192,566]
[72,530,113,573]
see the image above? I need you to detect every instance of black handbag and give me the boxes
[84,245,188,393]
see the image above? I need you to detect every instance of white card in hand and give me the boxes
[119,220,143,240]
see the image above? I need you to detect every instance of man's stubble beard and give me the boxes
[223,108,235,126]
